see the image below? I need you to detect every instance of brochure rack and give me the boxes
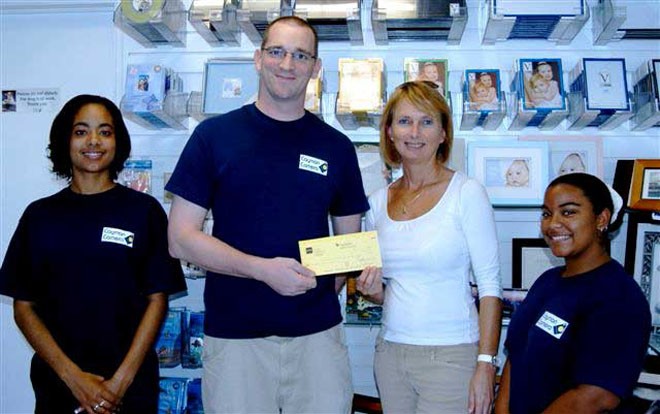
[631,60,660,131]
[371,0,467,45]
[591,0,627,45]
[294,0,363,45]
[122,91,189,130]
[188,0,242,47]
[481,0,588,45]
[460,94,507,131]
[114,0,187,48]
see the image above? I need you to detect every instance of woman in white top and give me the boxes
[357,81,502,414]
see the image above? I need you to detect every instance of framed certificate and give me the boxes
[519,58,565,111]
[512,238,562,289]
[583,58,629,111]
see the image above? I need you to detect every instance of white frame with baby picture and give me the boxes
[465,69,501,112]
[403,58,449,98]
[520,58,566,111]
[520,135,603,181]
[467,141,549,206]
[632,223,660,326]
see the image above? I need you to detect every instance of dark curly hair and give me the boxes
[47,94,131,181]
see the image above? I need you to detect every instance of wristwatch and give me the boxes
[477,354,499,367]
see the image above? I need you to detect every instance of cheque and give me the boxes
[298,231,382,276]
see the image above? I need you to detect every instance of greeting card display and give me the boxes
[189,0,242,47]
[482,0,588,45]
[335,58,385,130]
[403,58,449,99]
[508,58,568,130]
[114,0,187,48]
[293,0,363,45]
[631,59,660,131]
[567,58,632,130]
[121,64,188,130]
[158,377,188,414]
[155,308,184,368]
[371,0,467,45]
[460,69,506,130]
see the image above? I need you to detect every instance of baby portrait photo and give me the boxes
[466,69,500,111]
[521,58,565,110]
[404,58,448,97]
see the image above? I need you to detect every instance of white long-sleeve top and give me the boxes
[366,171,502,346]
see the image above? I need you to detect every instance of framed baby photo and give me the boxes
[583,58,629,111]
[467,141,549,207]
[519,58,566,111]
[465,69,501,112]
[403,58,449,98]
[629,159,660,211]
[520,135,603,180]
[512,238,563,290]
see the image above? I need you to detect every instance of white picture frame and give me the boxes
[467,141,549,206]
[202,58,258,115]
[520,135,603,180]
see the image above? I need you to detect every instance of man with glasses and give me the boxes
[166,16,368,414]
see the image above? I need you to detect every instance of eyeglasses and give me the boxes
[261,47,316,63]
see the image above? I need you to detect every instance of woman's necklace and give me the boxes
[401,188,425,215]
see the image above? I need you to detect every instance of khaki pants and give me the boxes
[202,324,353,414]
[374,337,477,414]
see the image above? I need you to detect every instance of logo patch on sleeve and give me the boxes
[535,311,569,339]
[299,154,328,176]
[101,227,134,248]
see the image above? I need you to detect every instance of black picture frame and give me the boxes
[512,238,561,289]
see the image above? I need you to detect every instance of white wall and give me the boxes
[0,6,118,413]
[1,0,659,410]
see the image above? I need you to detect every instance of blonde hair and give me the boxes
[380,81,453,168]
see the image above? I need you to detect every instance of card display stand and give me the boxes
[631,60,660,131]
[481,0,588,45]
[121,91,189,130]
[371,0,467,45]
[460,93,507,130]
[335,58,386,130]
[294,0,363,45]
[592,0,660,44]
[235,0,286,46]
[591,0,627,45]
[188,0,242,47]
[566,58,632,130]
[114,0,187,48]
[507,92,569,130]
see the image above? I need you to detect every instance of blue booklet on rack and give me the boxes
[186,378,203,414]
[182,310,204,369]
[159,377,188,414]
[156,308,184,368]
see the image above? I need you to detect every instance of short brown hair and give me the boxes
[261,16,318,57]
[380,81,453,168]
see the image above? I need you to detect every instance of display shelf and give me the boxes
[481,0,589,45]
[188,0,242,47]
[121,91,189,130]
[371,0,468,45]
[294,0,363,45]
[592,0,660,45]
[631,59,660,131]
[114,0,187,48]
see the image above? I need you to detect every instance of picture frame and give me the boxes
[467,141,549,206]
[511,238,563,289]
[202,58,258,115]
[629,159,660,211]
[465,69,501,112]
[403,58,449,98]
[519,58,566,111]
[520,135,603,180]
[583,58,629,111]
[337,58,385,112]
[631,222,660,326]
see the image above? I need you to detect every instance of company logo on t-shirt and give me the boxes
[299,154,328,176]
[101,227,134,248]
[535,311,568,339]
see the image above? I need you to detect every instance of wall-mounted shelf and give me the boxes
[114,0,187,48]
